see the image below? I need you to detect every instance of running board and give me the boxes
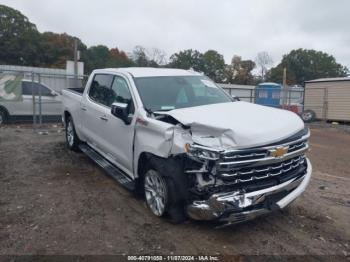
[79,144,135,191]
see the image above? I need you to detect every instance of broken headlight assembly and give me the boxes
[185,143,221,161]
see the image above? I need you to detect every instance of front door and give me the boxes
[103,75,135,176]
[81,73,135,176]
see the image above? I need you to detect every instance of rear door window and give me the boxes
[22,81,53,96]
[88,74,114,106]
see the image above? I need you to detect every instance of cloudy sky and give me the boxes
[2,0,350,68]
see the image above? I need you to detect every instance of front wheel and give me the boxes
[144,169,186,223]
[65,116,80,151]
[144,170,168,217]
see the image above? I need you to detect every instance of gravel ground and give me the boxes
[0,124,349,259]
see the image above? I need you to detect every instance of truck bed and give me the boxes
[62,88,84,126]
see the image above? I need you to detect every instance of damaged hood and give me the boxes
[161,102,305,150]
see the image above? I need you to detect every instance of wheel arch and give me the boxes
[63,110,72,125]
[0,105,10,123]
[0,105,10,116]
[136,151,189,203]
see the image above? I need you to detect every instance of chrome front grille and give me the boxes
[219,136,309,172]
[219,155,306,184]
[217,132,310,187]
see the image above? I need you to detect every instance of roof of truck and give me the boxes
[100,67,203,78]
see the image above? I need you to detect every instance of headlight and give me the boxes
[185,143,220,161]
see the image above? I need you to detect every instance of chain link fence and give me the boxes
[221,85,304,114]
[221,84,350,125]
[0,69,87,129]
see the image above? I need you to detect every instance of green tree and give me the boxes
[225,55,256,85]
[267,49,349,85]
[202,50,225,82]
[131,46,165,67]
[168,49,204,72]
[0,4,41,65]
[81,45,111,73]
[109,47,134,67]
[39,32,87,68]
[82,45,134,73]
[132,46,150,67]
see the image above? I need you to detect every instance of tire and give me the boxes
[144,169,186,224]
[65,116,80,151]
[0,108,9,126]
[301,109,316,123]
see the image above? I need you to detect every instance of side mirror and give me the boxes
[51,90,58,96]
[111,102,131,125]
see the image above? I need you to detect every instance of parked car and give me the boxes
[0,79,61,125]
[62,68,312,225]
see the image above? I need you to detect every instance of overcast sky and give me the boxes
[2,0,350,68]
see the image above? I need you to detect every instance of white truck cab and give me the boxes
[62,67,312,225]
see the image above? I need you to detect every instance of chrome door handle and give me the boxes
[81,107,87,111]
[99,115,108,121]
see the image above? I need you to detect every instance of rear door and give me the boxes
[36,84,61,115]
[13,81,34,115]
[19,82,61,115]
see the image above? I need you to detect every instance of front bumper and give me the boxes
[186,158,312,224]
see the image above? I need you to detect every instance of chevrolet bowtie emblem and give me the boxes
[270,146,289,158]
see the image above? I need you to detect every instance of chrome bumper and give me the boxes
[186,158,312,224]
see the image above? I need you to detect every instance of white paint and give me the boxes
[162,101,305,149]
[103,67,202,78]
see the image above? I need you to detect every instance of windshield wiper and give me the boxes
[154,109,173,112]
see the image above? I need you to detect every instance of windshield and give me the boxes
[134,76,233,112]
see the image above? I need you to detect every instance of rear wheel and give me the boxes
[0,108,8,126]
[65,116,80,151]
[301,109,316,123]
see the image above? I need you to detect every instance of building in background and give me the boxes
[304,77,350,122]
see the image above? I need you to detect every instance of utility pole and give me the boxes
[74,38,78,88]
[283,67,287,106]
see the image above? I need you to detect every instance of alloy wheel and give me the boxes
[144,170,168,216]
[67,120,74,147]
[302,112,312,121]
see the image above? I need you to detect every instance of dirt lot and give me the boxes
[0,124,349,258]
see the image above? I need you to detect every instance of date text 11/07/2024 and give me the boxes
[127,255,220,261]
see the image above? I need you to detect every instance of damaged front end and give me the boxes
[182,128,312,225]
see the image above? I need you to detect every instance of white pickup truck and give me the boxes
[62,67,312,225]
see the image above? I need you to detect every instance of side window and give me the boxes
[111,76,134,114]
[39,84,52,96]
[22,81,33,95]
[22,82,53,96]
[88,74,114,106]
